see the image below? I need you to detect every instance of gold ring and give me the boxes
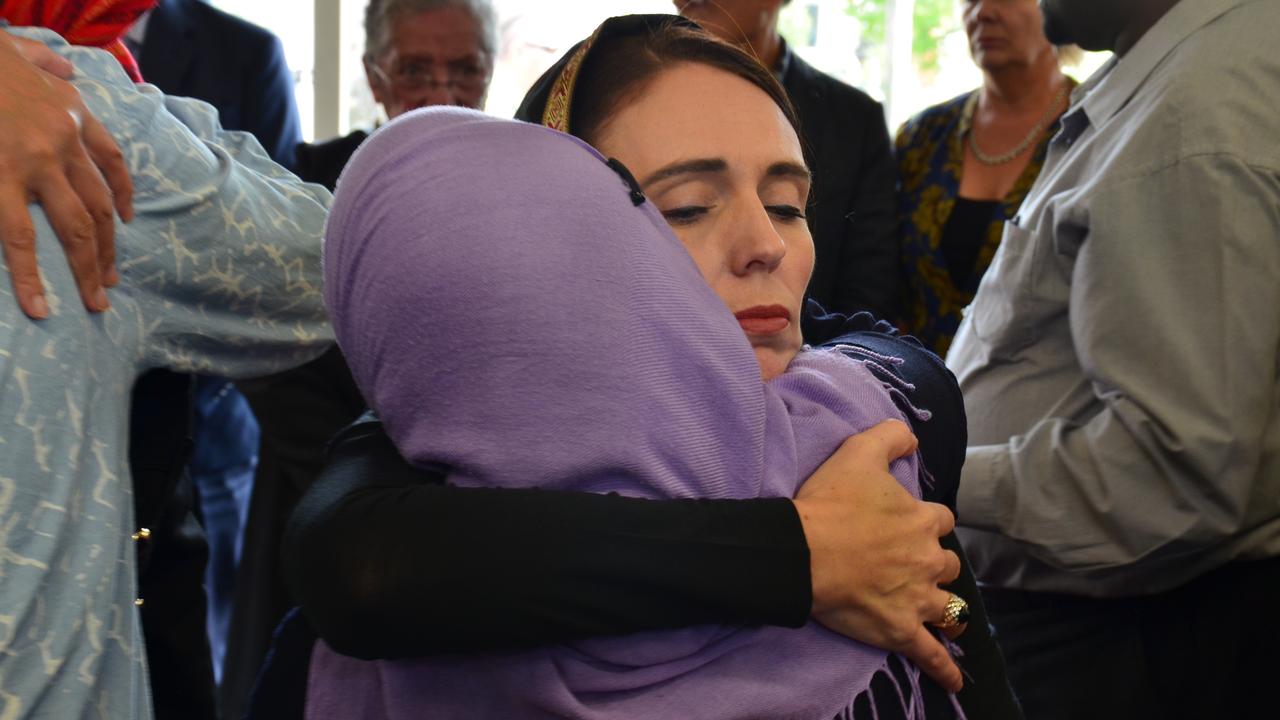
[934,593,970,629]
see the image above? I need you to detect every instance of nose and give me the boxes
[727,199,786,277]
[405,67,466,109]
[971,0,998,23]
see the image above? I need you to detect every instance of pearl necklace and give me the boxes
[968,83,1069,166]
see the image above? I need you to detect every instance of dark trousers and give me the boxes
[983,556,1280,720]
[130,370,217,720]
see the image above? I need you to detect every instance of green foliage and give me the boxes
[845,0,961,73]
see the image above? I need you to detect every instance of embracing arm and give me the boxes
[284,418,811,658]
[286,413,964,690]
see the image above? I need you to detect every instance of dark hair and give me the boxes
[569,23,805,159]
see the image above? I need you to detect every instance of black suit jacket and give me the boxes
[137,0,302,169]
[781,48,902,324]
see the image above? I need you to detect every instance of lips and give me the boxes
[734,305,791,335]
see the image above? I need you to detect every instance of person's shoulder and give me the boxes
[177,0,281,48]
[7,28,133,89]
[902,91,971,130]
[896,90,971,147]
[299,131,369,162]
[296,130,370,188]
[786,52,882,117]
[7,28,166,148]
[1157,1,1280,165]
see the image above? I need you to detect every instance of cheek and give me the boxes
[665,223,723,285]
[785,232,816,299]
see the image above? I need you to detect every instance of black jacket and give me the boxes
[781,49,902,324]
[292,130,370,192]
[137,0,303,169]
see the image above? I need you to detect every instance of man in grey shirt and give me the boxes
[948,0,1279,717]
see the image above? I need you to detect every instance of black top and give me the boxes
[284,420,811,657]
[941,198,1001,287]
[780,47,903,324]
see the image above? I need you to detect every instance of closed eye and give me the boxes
[766,204,807,221]
[662,205,714,225]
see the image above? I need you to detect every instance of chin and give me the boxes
[754,347,798,382]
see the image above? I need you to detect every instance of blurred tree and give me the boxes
[846,0,960,73]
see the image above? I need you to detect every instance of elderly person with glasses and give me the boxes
[219,2,498,716]
[296,0,497,189]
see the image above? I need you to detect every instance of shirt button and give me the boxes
[131,527,152,542]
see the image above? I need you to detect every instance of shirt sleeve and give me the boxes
[284,419,812,659]
[958,154,1280,585]
[55,33,333,379]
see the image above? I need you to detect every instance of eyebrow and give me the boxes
[639,158,727,188]
[638,157,812,188]
[765,161,812,184]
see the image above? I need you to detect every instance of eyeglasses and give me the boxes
[367,56,489,95]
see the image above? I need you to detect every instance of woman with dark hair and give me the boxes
[281,15,1019,720]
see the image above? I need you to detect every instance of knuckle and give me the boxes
[88,200,114,225]
[49,110,79,141]
[6,227,38,253]
[64,218,96,248]
[100,142,125,166]
[52,81,80,107]
[884,624,914,649]
[28,143,59,167]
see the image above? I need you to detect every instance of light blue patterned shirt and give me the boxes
[0,28,332,719]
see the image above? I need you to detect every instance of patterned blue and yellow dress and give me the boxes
[895,83,1074,356]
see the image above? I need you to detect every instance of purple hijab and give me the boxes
[316,106,928,719]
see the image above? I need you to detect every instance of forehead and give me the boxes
[385,6,484,59]
[603,63,803,175]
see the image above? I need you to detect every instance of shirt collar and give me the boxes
[1076,0,1245,129]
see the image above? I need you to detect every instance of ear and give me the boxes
[364,58,391,109]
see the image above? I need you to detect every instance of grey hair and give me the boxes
[363,0,498,62]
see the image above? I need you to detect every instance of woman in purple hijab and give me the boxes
[278,15,1020,720]
[316,96,940,718]
[305,14,985,712]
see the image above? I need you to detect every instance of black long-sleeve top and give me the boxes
[284,419,813,657]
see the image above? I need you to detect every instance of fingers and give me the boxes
[927,501,956,536]
[863,419,919,463]
[938,548,962,585]
[0,182,50,319]
[941,621,968,642]
[9,36,74,79]
[34,169,108,312]
[80,108,132,226]
[900,626,963,693]
[0,37,125,310]
[65,137,119,287]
